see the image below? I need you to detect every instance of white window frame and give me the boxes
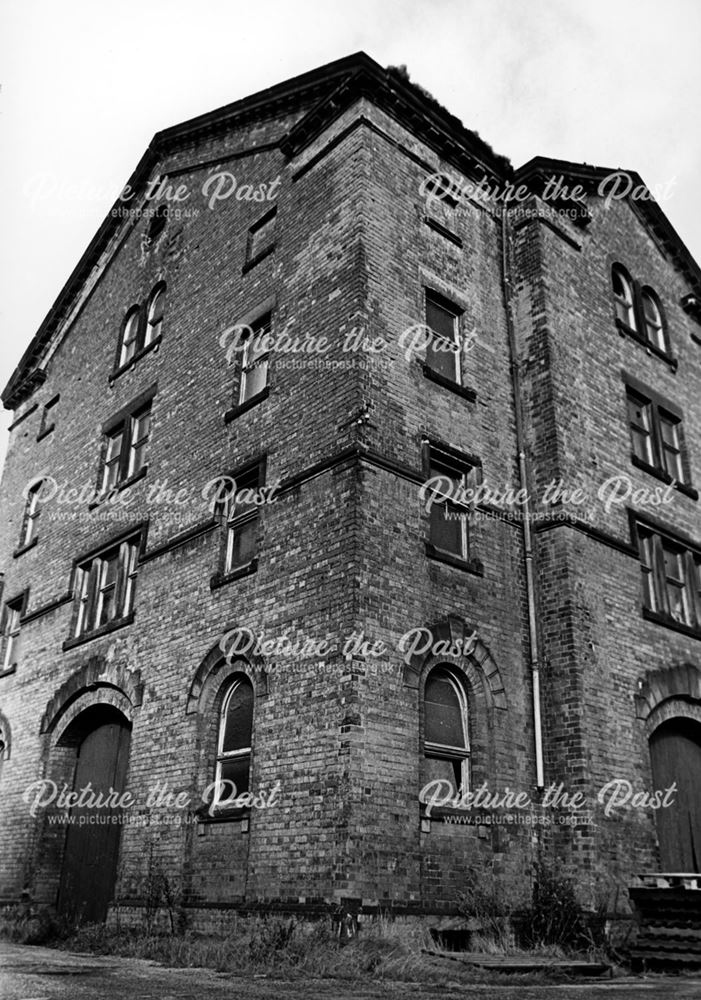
[239,315,271,404]
[75,538,139,637]
[21,481,43,547]
[2,599,23,671]
[613,267,636,329]
[145,284,166,346]
[119,307,141,368]
[214,676,253,809]
[641,289,665,352]
[100,402,152,494]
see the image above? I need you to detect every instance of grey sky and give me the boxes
[1,0,699,467]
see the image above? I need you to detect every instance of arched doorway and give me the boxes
[56,704,132,923]
[649,717,701,872]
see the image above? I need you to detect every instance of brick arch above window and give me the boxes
[39,658,143,735]
[186,636,268,715]
[635,663,701,727]
[401,614,507,711]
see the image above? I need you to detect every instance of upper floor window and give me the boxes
[148,204,168,243]
[99,394,154,495]
[425,291,461,384]
[19,479,44,549]
[2,594,26,674]
[116,283,167,373]
[119,307,142,368]
[239,313,271,405]
[637,523,701,634]
[245,208,276,269]
[423,666,470,794]
[212,459,265,584]
[38,394,59,440]
[73,535,139,638]
[641,289,665,352]
[422,442,481,567]
[214,675,254,807]
[613,266,635,328]
[145,283,166,345]
[624,378,694,494]
[612,265,670,358]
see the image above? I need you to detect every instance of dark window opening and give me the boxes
[246,208,276,265]
[213,675,254,809]
[423,666,470,794]
[425,292,461,384]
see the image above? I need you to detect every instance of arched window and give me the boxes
[145,283,166,346]
[215,676,253,805]
[0,713,10,771]
[641,288,665,352]
[423,666,470,793]
[612,265,670,356]
[119,306,141,368]
[116,284,166,372]
[612,266,636,330]
[20,478,45,548]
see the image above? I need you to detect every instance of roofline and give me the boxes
[4,71,700,409]
[2,51,511,409]
[517,156,701,289]
[153,51,379,150]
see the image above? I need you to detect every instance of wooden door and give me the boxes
[57,717,131,923]
[649,718,701,872]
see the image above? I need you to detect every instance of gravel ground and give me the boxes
[2,941,701,1000]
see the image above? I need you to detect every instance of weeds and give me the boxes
[0,903,74,945]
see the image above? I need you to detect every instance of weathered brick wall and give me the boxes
[335,106,536,909]
[0,97,372,911]
[512,194,701,904]
[1,70,699,925]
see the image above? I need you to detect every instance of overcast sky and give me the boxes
[1,0,699,468]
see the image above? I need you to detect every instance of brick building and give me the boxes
[1,52,700,929]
